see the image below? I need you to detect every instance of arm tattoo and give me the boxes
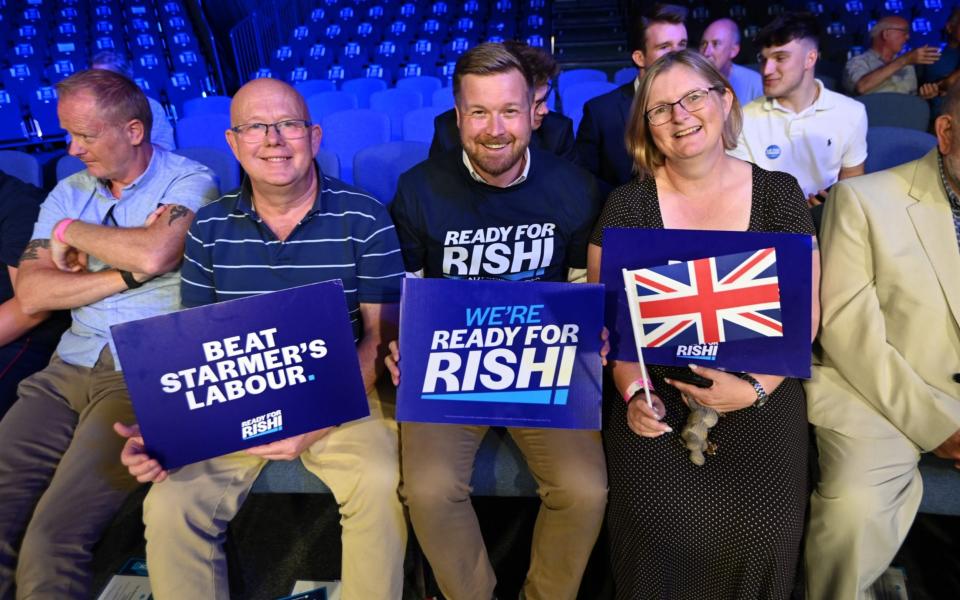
[167,205,190,226]
[20,239,50,261]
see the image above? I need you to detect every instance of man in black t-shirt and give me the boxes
[0,172,67,419]
[429,41,577,163]
[389,43,606,600]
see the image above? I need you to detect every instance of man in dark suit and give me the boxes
[575,4,688,192]
[429,41,577,162]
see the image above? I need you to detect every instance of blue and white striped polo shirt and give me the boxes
[181,173,404,341]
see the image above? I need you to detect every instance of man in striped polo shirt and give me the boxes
[117,78,407,599]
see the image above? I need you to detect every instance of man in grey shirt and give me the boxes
[844,16,941,97]
[0,69,217,599]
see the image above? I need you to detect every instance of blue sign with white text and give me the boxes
[111,280,370,469]
[601,228,813,377]
[397,278,604,429]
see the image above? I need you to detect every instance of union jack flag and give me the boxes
[624,248,783,348]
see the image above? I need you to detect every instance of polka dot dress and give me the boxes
[591,164,814,600]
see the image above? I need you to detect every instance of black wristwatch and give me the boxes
[739,373,768,408]
[120,270,144,290]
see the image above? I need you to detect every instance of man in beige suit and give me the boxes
[805,83,960,599]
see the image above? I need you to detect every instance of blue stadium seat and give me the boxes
[399,2,418,19]
[175,114,232,153]
[421,18,445,41]
[295,79,337,98]
[559,68,609,91]
[432,86,455,110]
[445,37,473,60]
[410,39,441,65]
[613,66,637,86]
[173,50,207,82]
[322,23,347,47]
[460,0,483,17]
[440,61,458,86]
[250,68,274,80]
[133,53,171,94]
[353,141,429,204]
[167,72,205,116]
[0,151,41,188]
[374,40,404,74]
[454,17,479,39]
[386,19,415,45]
[561,81,617,133]
[316,148,340,179]
[486,20,517,39]
[182,96,232,118]
[397,76,442,106]
[525,34,547,49]
[56,155,85,181]
[402,106,444,143]
[431,1,451,18]
[355,21,378,42]
[370,88,424,140]
[46,59,79,83]
[320,109,390,183]
[305,43,334,75]
[270,46,298,75]
[401,63,440,79]
[289,24,314,54]
[364,64,393,81]
[337,5,359,27]
[865,126,937,173]
[2,64,43,92]
[367,4,387,22]
[174,147,240,194]
[342,77,389,109]
[340,42,369,79]
[0,91,27,143]
[326,65,348,87]
[306,91,359,122]
[857,93,931,131]
[29,86,64,138]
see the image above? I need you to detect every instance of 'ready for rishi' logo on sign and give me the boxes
[397,278,604,430]
[112,280,370,469]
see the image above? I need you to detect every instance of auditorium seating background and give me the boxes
[1,1,959,598]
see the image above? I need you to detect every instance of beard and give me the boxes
[463,134,528,179]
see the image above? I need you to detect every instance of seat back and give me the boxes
[320,109,390,183]
[173,147,240,194]
[561,81,617,133]
[402,106,444,143]
[306,91,359,122]
[175,114,232,153]
[369,88,423,140]
[857,93,931,131]
[182,95,232,118]
[0,150,41,187]
[341,77,388,108]
[865,126,937,173]
[396,75,443,106]
[353,141,429,204]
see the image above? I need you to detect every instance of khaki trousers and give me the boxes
[805,424,923,600]
[0,349,138,600]
[400,423,607,600]
[143,382,406,600]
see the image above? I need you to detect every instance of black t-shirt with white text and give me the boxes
[389,148,601,282]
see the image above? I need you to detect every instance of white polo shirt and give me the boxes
[728,80,868,196]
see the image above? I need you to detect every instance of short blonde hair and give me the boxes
[625,49,742,178]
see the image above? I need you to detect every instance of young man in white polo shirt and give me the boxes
[729,12,867,206]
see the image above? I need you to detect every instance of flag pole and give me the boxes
[622,268,653,408]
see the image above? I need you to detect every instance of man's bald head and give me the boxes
[700,18,742,76]
[230,78,311,127]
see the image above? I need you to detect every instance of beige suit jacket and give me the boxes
[806,149,960,451]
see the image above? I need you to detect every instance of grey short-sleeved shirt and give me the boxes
[843,49,918,95]
[30,147,219,369]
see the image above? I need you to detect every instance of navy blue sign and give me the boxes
[601,229,813,377]
[397,278,604,429]
[112,280,369,469]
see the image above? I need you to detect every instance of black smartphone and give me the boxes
[662,366,713,388]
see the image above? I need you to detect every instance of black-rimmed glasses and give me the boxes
[644,86,725,126]
[230,119,312,143]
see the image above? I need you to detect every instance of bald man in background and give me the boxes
[700,18,764,103]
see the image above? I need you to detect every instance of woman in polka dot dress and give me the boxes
[586,50,820,599]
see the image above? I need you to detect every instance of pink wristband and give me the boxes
[623,378,655,403]
[53,219,75,244]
